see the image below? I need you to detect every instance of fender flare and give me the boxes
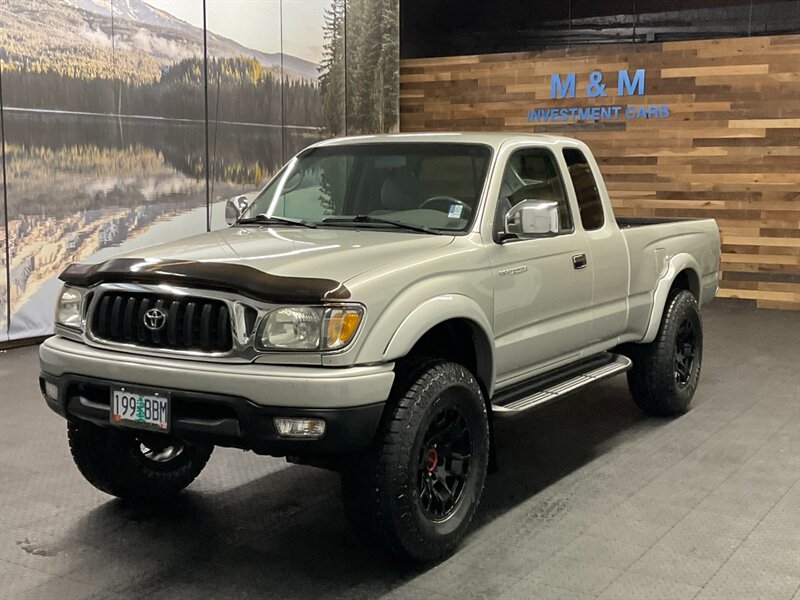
[380,294,496,394]
[642,253,702,343]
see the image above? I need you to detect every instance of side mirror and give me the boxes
[505,200,560,238]
[225,195,250,226]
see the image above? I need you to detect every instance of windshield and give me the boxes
[241,143,492,232]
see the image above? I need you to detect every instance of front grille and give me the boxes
[90,292,233,352]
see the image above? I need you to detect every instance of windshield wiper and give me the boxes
[237,213,317,228]
[323,215,443,235]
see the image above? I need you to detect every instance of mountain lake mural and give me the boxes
[0,0,399,340]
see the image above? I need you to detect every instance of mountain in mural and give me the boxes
[1,0,319,81]
[70,0,199,33]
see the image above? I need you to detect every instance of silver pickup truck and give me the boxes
[39,133,719,562]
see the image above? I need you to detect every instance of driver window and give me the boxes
[495,148,573,238]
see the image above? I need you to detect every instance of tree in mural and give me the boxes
[319,0,399,135]
[319,0,347,135]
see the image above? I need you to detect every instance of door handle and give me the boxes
[572,254,587,270]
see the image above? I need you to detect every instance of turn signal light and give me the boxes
[324,307,363,349]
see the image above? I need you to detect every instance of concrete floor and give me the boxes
[1,300,798,600]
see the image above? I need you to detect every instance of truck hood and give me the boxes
[62,226,454,303]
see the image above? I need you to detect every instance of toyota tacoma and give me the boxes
[39,133,720,562]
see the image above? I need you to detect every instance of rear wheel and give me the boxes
[68,419,213,500]
[341,360,490,563]
[627,289,703,416]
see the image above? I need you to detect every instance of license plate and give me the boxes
[110,386,170,432]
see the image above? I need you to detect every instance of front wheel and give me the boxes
[341,360,490,563]
[68,420,213,500]
[627,289,703,416]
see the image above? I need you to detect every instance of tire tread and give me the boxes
[341,359,489,563]
[68,420,212,500]
[627,289,702,416]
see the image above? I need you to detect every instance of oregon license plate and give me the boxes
[110,386,170,432]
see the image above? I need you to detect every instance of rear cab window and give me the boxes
[563,148,605,231]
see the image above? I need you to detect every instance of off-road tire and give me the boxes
[68,419,213,500]
[341,360,490,563]
[627,289,703,416]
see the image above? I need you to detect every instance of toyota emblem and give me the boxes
[143,308,167,331]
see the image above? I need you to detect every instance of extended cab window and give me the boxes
[495,148,572,239]
[563,148,605,231]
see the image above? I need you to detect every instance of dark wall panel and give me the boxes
[400,0,800,58]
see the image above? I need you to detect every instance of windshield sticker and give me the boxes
[448,204,464,219]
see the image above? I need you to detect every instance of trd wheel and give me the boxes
[68,419,213,500]
[417,407,472,522]
[627,289,703,416]
[341,360,490,563]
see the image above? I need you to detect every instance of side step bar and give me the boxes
[491,353,632,415]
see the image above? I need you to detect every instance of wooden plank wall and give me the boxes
[400,34,800,310]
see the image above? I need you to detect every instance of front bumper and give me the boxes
[39,336,395,456]
[40,336,394,408]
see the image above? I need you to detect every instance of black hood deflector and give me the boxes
[59,258,350,303]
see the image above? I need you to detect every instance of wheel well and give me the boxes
[403,319,492,395]
[402,318,497,472]
[670,269,700,300]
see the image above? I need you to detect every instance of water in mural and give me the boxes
[0,0,398,340]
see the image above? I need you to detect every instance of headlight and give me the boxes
[55,286,83,329]
[258,306,364,351]
[260,307,322,349]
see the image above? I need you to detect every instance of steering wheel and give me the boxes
[419,196,471,218]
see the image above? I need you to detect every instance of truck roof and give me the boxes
[312,132,581,150]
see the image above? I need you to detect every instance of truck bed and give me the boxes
[618,216,720,339]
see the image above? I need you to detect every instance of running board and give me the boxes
[491,353,632,415]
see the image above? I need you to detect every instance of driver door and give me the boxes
[486,146,594,385]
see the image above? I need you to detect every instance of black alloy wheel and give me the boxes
[674,317,697,387]
[137,435,186,467]
[418,405,472,521]
[340,360,490,562]
[626,288,703,416]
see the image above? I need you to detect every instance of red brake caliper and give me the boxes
[425,447,438,472]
